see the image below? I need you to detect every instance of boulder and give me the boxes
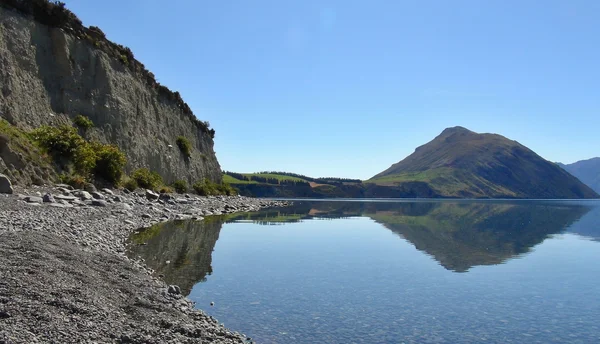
[145,189,159,201]
[24,196,43,203]
[91,192,105,200]
[42,193,56,203]
[0,174,13,194]
[91,199,108,207]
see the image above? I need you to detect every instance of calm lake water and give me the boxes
[129,200,600,344]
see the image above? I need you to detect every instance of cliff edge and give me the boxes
[0,1,221,185]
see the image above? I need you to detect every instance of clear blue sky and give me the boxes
[65,0,600,179]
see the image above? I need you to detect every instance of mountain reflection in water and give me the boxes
[128,200,596,295]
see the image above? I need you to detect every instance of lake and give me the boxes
[129,200,600,343]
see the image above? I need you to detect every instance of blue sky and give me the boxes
[65,0,600,179]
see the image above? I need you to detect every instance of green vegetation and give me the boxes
[122,178,138,191]
[119,54,128,66]
[31,125,126,185]
[0,120,54,174]
[222,174,257,184]
[176,136,192,158]
[172,180,188,193]
[73,114,93,130]
[159,186,173,194]
[59,173,86,189]
[130,168,163,190]
[193,179,236,196]
[92,143,126,184]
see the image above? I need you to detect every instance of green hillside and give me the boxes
[369,126,598,199]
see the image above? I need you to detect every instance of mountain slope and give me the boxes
[558,158,600,194]
[370,126,598,199]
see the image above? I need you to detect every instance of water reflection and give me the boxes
[128,200,596,294]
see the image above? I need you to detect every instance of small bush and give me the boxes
[217,182,237,196]
[131,168,163,190]
[172,180,188,193]
[192,179,236,196]
[122,178,138,191]
[193,179,216,196]
[60,174,86,189]
[119,54,128,66]
[159,186,173,194]
[176,136,192,158]
[93,143,126,184]
[73,115,94,130]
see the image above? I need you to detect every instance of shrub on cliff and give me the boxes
[31,125,126,185]
[193,179,237,196]
[172,180,188,193]
[73,114,93,130]
[92,143,126,184]
[176,136,192,158]
[131,168,163,190]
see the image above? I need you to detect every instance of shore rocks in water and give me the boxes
[0,174,13,194]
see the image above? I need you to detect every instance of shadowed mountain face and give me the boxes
[370,127,598,199]
[558,158,600,194]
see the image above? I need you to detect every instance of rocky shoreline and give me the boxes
[0,182,289,343]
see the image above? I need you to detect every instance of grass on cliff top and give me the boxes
[224,173,309,185]
[245,173,308,182]
[222,174,257,184]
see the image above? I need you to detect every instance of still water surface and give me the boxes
[129,200,600,343]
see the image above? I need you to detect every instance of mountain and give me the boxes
[0,1,220,185]
[557,158,600,194]
[370,126,598,199]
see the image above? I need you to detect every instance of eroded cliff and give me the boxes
[0,3,221,185]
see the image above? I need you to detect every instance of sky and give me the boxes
[65,0,600,179]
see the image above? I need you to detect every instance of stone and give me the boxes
[124,220,135,225]
[49,203,72,208]
[55,183,74,190]
[145,189,159,201]
[158,193,173,201]
[73,190,93,200]
[91,192,105,200]
[42,193,55,203]
[84,183,97,193]
[101,188,114,195]
[167,285,181,295]
[24,196,43,203]
[56,187,71,194]
[141,214,152,219]
[54,195,77,201]
[113,195,124,202]
[91,199,108,207]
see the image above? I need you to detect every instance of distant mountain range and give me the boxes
[369,126,598,199]
[557,158,600,194]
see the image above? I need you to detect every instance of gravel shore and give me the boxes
[0,184,288,343]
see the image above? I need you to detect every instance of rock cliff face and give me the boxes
[0,5,221,184]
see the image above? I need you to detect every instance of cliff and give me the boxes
[0,2,221,184]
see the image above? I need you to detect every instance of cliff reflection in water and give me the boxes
[128,218,223,295]
[128,200,594,295]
